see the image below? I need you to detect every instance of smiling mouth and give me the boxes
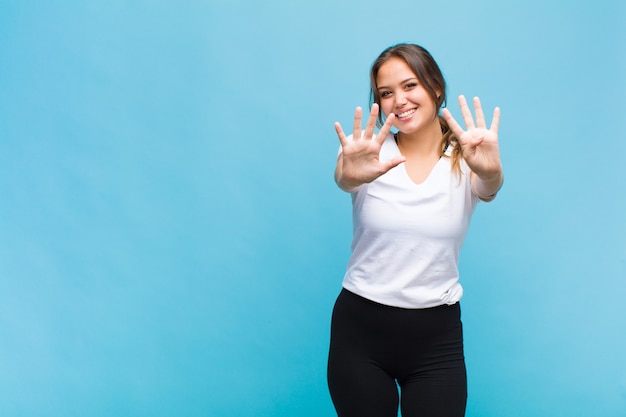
[396,109,416,118]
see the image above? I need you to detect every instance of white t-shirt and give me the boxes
[341,132,479,308]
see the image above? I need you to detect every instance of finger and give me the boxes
[334,122,348,146]
[458,95,475,129]
[473,97,486,129]
[363,103,379,139]
[376,112,395,145]
[353,107,363,140]
[441,108,465,138]
[490,107,501,134]
[380,155,406,173]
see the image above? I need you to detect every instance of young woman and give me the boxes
[327,43,503,417]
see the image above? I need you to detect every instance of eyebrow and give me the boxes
[377,77,418,91]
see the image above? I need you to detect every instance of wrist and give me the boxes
[472,169,503,200]
[477,168,502,183]
[336,175,362,193]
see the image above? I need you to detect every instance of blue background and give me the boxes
[1,1,625,416]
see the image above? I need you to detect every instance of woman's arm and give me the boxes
[470,170,503,202]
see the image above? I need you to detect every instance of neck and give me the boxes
[396,117,443,156]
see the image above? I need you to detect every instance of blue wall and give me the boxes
[1,1,625,416]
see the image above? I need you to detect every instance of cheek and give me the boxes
[380,101,394,118]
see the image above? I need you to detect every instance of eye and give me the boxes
[380,91,392,98]
[405,82,417,89]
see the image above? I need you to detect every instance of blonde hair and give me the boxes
[439,116,463,178]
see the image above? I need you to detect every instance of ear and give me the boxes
[435,90,446,108]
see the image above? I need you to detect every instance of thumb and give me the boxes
[461,133,484,149]
[381,156,406,173]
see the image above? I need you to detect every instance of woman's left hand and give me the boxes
[442,95,502,180]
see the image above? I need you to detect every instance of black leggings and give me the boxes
[327,289,467,417]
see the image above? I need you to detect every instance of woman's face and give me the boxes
[376,57,438,135]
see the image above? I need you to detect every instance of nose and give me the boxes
[394,91,408,108]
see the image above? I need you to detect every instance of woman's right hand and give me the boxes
[334,104,406,192]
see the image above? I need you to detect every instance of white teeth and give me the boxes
[397,109,416,118]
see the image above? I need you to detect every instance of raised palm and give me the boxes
[335,104,406,188]
[442,96,501,180]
